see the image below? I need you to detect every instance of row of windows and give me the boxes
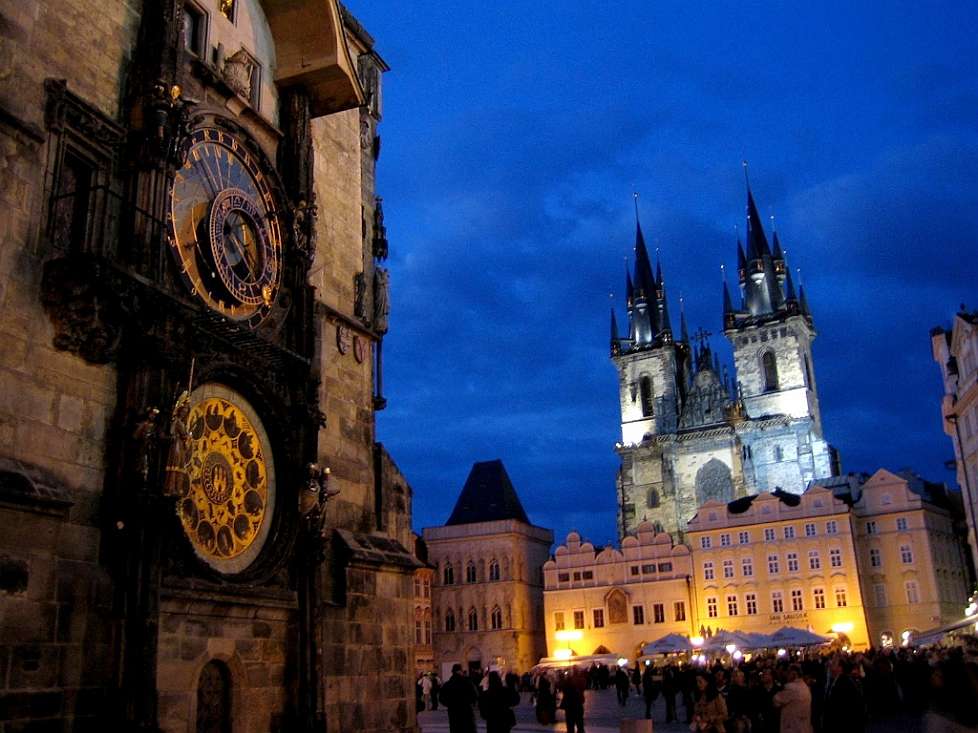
[415,618,432,645]
[413,577,431,599]
[557,569,594,583]
[443,559,504,585]
[629,562,674,576]
[554,601,687,631]
[871,580,920,607]
[702,548,842,581]
[864,517,910,534]
[705,587,848,618]
[699,520,840,549]
[867,544,914,568]
[444,606,507,632]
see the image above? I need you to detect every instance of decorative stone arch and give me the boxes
[695,458,733,504]
[760,349,779,392]
[490,605,503,630]
[185,650,250,733]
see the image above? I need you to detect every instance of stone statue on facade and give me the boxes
[132,406,160,483]
[299,462,340,541]
[222,48,255,101]
[163,391,192,497]
[373,267,390,334]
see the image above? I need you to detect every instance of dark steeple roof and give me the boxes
[633,221,656,302]
[610,307,620,356]
[445,460,530,526]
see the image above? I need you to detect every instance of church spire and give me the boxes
[610,306,621,356]
[679,294,690,344]
[722,264,736,329]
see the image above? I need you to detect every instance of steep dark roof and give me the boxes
[445,460,530,526]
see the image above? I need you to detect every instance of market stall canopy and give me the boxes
[740,631,774,649]
[532,653,622,673]
[642,633,693,655]
[702,630,754,651]
[913,615,978,646]
[768,626,832,647]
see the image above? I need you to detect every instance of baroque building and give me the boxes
[424,460,553,678]
[932,309,978,575]
[0,2,419,732]
[611,186,837,541]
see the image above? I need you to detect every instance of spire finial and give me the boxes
[770,213,776,232]
[633,191,640,222]
[720,263,727,282]
[742,159,750,189]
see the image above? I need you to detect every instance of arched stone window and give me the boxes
[196,659,232,733]
[640,376,654,417]
[443,563,454,586]
[415,607,423,644]
[762,351,779,392]
[647,488,660,508]
[488,559,500,581]
[445,609,456,632]
[490,606,503,630]
[467,607,478,631]
[465,561,477,583]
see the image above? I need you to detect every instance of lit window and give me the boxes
[573,610,585,630]
[727,595,739,616]
[489,560,500,581]
[805,523,816,537]
[771,591,784,613]
[784,526,795,540]
[701,536,712,550]
[768,554,780,574]
[830,549,842,568]
[905,581,919,603]
[813,588,826,609]
[808,550,820,570]
[900,545,913,564]
[738,531,750,544]
[653,603,665,623]
[723,560,734,578]
[790,589,803,611]
[745,593,757,615]
[787,552,799,573]
[742,557,753,577]
[866,521,877,535]
[593,608,605,628]
[632,605,645,625]
[896,517,908,531]
[703,562,715,581]
[707,597,718,618]
[674,601,686,622]
[869,548,881,568]
[835,587,848,607]
[554,612,565,631]
[764,528,776,542]
[491,607,503,630]
[826,520,838,535]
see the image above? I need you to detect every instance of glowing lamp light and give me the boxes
[732,650,743,661]
[901,630,912,647]
[553,648,573,660]
[777,649,787,658]
[965,601,977,617]
[725,644,737,654]
[690,636,705,648]
[831,622,854,634]
[555,630,583,642]
[617,658,629,667]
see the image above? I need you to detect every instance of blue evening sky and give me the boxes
[346,0,978,548]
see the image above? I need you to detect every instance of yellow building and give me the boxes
[686,487,871,649]
[543,524,694,660]
[852,469,972,647]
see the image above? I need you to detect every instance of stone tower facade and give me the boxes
[0,2,419,731]
[611,187,836,542]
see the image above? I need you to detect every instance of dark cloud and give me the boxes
[345,0,978,545]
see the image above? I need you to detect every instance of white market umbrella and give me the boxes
[768,626,832,647]
[702,629,753,651]
[642,633,693,655]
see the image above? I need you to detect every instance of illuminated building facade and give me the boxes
[542,524,693,660]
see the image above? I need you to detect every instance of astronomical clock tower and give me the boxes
[0,2,418,731]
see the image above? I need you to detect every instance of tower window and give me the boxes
[647,489,660,508]
[183,2,207,56]
[804,354,813,388]
[762,351,779,392]
[639,376,654,417]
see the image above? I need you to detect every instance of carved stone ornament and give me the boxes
[372,267,390,335]
[292,196,318,265]
[353,272,367,321]
[44,79,125,157]
[372,197,388,261]
[222,49,255,100]
[336,325,351,355]
[353,336,365,364]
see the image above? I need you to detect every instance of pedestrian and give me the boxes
[439,663,479,733]
[632,663,643,696]
[642,663,660,720]
[822,657,864,733]
[725,668,751,733]
[614,664,630,706]
[558,668,587,733]
[692,672,728,733]
[535,675,557,724]
[420,672,433,710]
[773,664,812,733]
[431,673,441,711]
[662,664,678,723]
[479,671,519,733]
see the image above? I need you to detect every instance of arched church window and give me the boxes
[804,354,813,388]
[490,606,503,630]
[647,489,660,508]
[445,609,456,632]
[443,564,454,585]
[466,562,477,583]
[640,377,654,417]
[762,351,779,392]
[488,559,500,581]
[467,607,478,631]
[196,659,231,733]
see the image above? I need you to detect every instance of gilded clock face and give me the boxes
[167,126,283,327]
[177,384,276,574]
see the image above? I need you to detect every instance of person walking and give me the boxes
[614,665,630,707]
[662,664,678,723]
[420,672,433,711]
[535,675,557,724]
[479,671,519,733]
[773,664,813,733]
[439,663,479,733]
[692,673,728,733]
[725,668,751,733]
[431,673,441,711]
[642,663,660,720]
[822,657,864,733]
[559,669,587,733]
[750,668,781,733]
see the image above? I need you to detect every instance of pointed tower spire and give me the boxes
[625,259,634,308]
[610,306,621,357]
[722,264,735,329]
[783,253,798,302]
[798,269,811,316]
[679,294,690,344]
[736,236,747,285]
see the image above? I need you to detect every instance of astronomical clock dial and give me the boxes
[167,126,283,327]
[177,384,276,574]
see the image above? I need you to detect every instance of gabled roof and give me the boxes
[445,459,530,526]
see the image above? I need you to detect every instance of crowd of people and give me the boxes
[419,641,978,733]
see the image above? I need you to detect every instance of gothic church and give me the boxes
[610,186,838,541]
